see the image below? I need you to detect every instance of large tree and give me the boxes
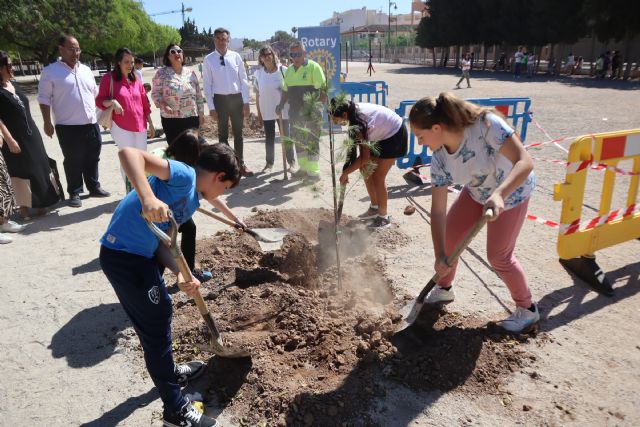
[0,0,110,63]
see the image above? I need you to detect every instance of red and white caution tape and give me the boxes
[560,203,640,235]
[526,213,560,228]
[531,156,640,176]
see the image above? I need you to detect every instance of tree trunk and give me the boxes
[432,48,437,68]
[547,43,555,74]
[482,44,488,70]
[623,33,633,81]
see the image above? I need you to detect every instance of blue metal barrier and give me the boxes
[339,81,389,106]
[395,97,532,170]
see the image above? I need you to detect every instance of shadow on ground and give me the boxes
[539,261,640,332]
[49,302,130,368]
[79,388,157,427]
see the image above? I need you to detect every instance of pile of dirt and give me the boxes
[200,113,265,140]
[168,209,539,426]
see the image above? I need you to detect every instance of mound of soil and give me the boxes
[200,113,265,140]
[168,209,539,426]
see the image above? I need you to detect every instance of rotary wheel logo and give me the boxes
[308,49,336,81]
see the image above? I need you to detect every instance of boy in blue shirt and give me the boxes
[99,144,241,427]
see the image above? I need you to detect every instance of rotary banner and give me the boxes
[298,25,341,94]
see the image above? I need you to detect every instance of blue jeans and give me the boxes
[99,245,186,413]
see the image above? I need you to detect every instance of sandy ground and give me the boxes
[1,62,639,426]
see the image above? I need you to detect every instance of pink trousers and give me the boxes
[438,189,533,308]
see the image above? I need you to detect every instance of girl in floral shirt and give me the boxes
[152,43,204,145]
[409,92,538,334]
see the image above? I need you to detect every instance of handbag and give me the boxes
[97,73,114,129]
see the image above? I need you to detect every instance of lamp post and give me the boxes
[388,1,397,45]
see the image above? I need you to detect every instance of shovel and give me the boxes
[196,207,290,251]
[277,112,288,181]
[395,208,494,332]
[145,211,250,358]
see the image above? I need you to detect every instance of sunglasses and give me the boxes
[261,52,273,57]
[290,52,303,58]
[220,56,225,66]
[170,48,183,55]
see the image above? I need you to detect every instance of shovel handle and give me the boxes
[277,112,288,180]
[197,207,243,229]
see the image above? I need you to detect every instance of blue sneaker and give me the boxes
[192,268,213,283]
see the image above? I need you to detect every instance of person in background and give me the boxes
[96,47,152,191]
[203,28,254,177]
[151,43,204,146]
[134,57,144,82]
[276,41,326,180]
[253,46,295,174]
[0,122,25,243]
[38,35,110,207]
[143,83,164,139]
[455,53,471,89]
[408,92,539,334]
[514,47,523,78]
[1,51,62,220]
[329,98,408,230]
[150,129,246,282]
[526,52,535,78]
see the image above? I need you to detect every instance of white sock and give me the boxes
[370,204,379,210]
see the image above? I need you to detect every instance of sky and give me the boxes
[142,0,411,40]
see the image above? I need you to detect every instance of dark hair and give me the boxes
[134,57,144,65]
[195,143,241,188]
[57,34,75,46]
[0,51,10,85]
[143,82,151,92]
[329,98,369,141]
[113,47,135,82]
[214,28,230,37]
[409,92,494,132]
[162,43,180,67]
[165,129,202,166]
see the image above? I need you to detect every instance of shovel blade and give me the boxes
[395,299,424,332]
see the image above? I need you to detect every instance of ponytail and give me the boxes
[409,92,497,132]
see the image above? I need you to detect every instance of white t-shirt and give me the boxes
[356,103,402,142]
[430,113,536,210]
[253,66,289,120]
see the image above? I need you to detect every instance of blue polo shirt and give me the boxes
[100,160,200,258]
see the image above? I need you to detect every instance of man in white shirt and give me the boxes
[134,57,144,82]
[38,35,109,208]
[203,28,253,176]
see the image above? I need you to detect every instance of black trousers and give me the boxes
[213,93,244,161]
[55,123,102,196]
[178,218,196,271]
[263,119,295,166]
[161,116,200,146]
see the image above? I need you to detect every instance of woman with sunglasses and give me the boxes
[253,47,295,174]
[152,43,204,146]
[0,51,62,222]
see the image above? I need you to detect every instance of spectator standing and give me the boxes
[38,35,110,208]
[595,54,605,79]
[134,57,144,82]
[276,42,327,179]
[96,47,151,191]
[603,51,612,78]
[526,52,535,78]
[0,142,24,243]
[203,28,254,177]
[514,47,523,78]
[151,43,204,145]
[253,46,295,173]
[1,51,62,220]
[566,53,576,75]
[611,51,622,79]
[574,56,583,75]
[455,54,471,89]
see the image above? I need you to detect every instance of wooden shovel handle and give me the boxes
[197,207,241,228]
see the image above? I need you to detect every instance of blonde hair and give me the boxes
[409,92,498,132]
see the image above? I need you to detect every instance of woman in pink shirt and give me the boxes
[96,47,151,190]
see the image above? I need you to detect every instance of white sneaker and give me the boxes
[496,304,540,334]
[423,286,455,304]
[0,233,12,244]
[0,220,26,233]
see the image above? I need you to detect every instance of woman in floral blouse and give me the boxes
[152,43,205,145]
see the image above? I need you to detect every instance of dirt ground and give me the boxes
[2,62,639,426]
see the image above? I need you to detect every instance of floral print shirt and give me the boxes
[430,112,535,210]
[151,66,204,118]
